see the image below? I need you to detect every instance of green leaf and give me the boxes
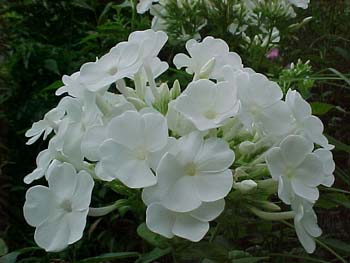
[228,250,267,263]
[0,247,41,263]
[328,68,350,89]
[44,59,60,75]
[137,223,169,248]
[310,102,334,115]
[135,247,172,263]
[322,238,350,255]
[326,135,350,153]
[77,252,140,263]
[0,238,8,256]
[40,80,63,93]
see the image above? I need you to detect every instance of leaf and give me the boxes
[326,135,350,153]
[228,250,268,263]
[137,223,169,248]
[322,238,350,255]
[310,102,334,115]
[98,2,114,24]
[40,80,63,93]
[135,247,172,263]
[0,247,41,263]
[0,238,8,256]
[77,252,140,263]
[334,47,350,61]
[328,68,350,89]
[44,59,60,75]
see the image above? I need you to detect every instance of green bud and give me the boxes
[170,80,181,99]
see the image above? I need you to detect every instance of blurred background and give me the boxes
[0,0,349,262]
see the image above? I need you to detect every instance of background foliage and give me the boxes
[0,0,349,262]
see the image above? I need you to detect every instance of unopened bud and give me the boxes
[239,141,255,155]
[233,179,257,193]
[170,80,181,99]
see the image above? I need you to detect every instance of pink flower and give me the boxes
[266,48,279,60]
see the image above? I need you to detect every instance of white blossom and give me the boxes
[23,162,94,252]
[142,132,234,212]
[174,79,238,131]
[266,135,324,204]
[173,37,243,80]
[95,110,168,187]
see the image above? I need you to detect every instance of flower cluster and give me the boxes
[24,29,333,254]
[136,0,311,49]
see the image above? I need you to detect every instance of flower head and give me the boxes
[23,162,94,252]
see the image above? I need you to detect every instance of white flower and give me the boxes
[145,200,224,242]
[142,132,234,212]
[95,110,168,187]
[266,135,324,204]
[79,30,167,92]
[23,162,94,252]
[137,0,159,14]
[56,72,86,98]
[286,89,333,149]
[25,108,64,145]
[291,196,322,254]
[174,79,238,131]
[237,72,293,136]
[173,36,242,80]
[314,149,335,187]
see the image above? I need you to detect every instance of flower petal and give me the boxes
[194,170,233,202]
[67,210,89,244]
[280,135,313,168]
[189,199,225,222]
[146,203,175,239]
[71,171,94,210]
[23,186,53,227]
[172,214,209,242]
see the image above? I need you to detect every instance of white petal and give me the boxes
[173,53,191,70]
[23,186,53,227]
[194,170,233,202]
[48,162,78,202]
[117,160,156,188]
[295,154,324,187]
[195,138,234,173]
[266,148,285,181]
[143,112,168,152]
[172,214,209,242]
[190,199,225,222]
[81,125,107,161]
[24,149,53,184]
[280,135,313,167]
[67,210,89,244]
[34,213,70,252]
[291,178,319,202]
[162,175,201,213]
[303,116,330,148]
[71,171,94,210]
[146,203,175,238]
[175,132,203,166]
[278,176,293,205]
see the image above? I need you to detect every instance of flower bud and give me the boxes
[233,179,257,193]
[239,141,255,155]
[170,80,181,99]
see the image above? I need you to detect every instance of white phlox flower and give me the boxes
[285,89,333,149]
[95,110,169,187]
[142,132,234,212]
[23,162,94,252]
[173,36,243,80]
[266,135,324,204]
[174,79,239,131]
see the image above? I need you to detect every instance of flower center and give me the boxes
[285,168,294,179]
[204,110,217,120]
[61,199,73,213]
[108,66,119,76]
[134,147,147,160]
[185,162,197,176]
